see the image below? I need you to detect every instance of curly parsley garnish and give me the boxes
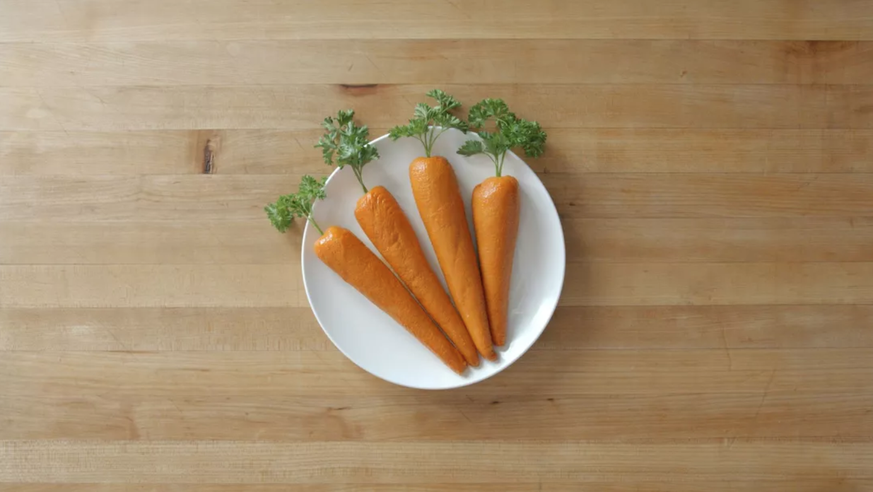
[457,98,546,177]
[265,175,328,234]
[389,89,468,157]
[315,109,379,194]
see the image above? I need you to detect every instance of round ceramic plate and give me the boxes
[301,128,565,389]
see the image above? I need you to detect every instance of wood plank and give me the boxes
[561,262,873,306]
[2,391,871,441]
[565,218,873,262]
[0,130,202,175]
[1,350,870,397]
[546,174,873,218]
[0,175,300,222]
[0,307,327,351]
[0,221,301,265]
[3,174,873,223]
[827,85,873,128]
[4,262,873,308]
[3,263,873,308]
[0,129,324,176]
[1,440,871,483]
[0,89,64,131]
[0,265,299,308]
[2,84,855,131]
[3,41,873,87]
[2,484,872,492]
[7,129,873,176]
[540,305,873,350]
[2,0,873,42]
[4,305,871,352]
[4,217,873,265]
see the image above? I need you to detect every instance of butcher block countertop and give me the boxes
[2,1,873,490]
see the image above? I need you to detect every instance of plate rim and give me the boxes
[300,131,566,390]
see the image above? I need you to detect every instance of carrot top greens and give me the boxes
[265,175,328,234]
[457,98,547,177]
[389,89,468,158]
[315,109,379,194]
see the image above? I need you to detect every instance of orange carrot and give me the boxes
[471,177,519,346]
[356,186,480,366]
[390,90,495,360]
[317,110,481,367]
[409,157,496,361]
[315,226,467,375]
[266,175,466,375]
[458,98,547,346]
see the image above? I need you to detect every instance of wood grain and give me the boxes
[3,262,873,308]
[3,305,871,351]
[561,262,873,306]
[5,129,873,176]
[3,40,873,87]
[0,175,300,222]
[3,0,873,489]
[3,390,872,441]
[565,218,873,263]
[2,0,873,42]
[2,485,873,492]
[0,221,300,265]
[4,217,873,265]
[2,440,871,483]
[2,350,871,398]
[2,174,872,223]
[0,265,300,307]
[546,173,873,218]
[6,84,870,131]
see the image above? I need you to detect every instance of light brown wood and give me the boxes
[3,174,872,223]
[544,173,873,218]
[0,175,302,221]
[3,0,873,42]
[4,41,873,87]
[4,390,873,441]
[2,440,872,483]
[2,0,872,490]
[0,265,300,307]
[9,84,873,131]
[4,486,873,492]
[3,305,872,351]
[4,217,873,265]
[5,129,873,176]
[560,262,873,306]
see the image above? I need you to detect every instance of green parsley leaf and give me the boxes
[388,89,468,157]
[458,98,547,177]
[456,139,486,157]
[265,175,328,234]
[468,98,515,130]
[315,109,379,194]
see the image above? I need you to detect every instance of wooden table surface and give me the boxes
[2,1,873,490]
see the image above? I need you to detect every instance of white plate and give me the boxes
[302,128,565,389]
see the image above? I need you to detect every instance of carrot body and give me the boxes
[409,157,496,361]
[355,186,480,366]
[472,176,520,347]
[314,226,467,374]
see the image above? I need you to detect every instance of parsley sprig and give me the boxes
[457,98,547,177]
[265,175,328,234]
[389,89,468,157]
[315,109,379,194]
